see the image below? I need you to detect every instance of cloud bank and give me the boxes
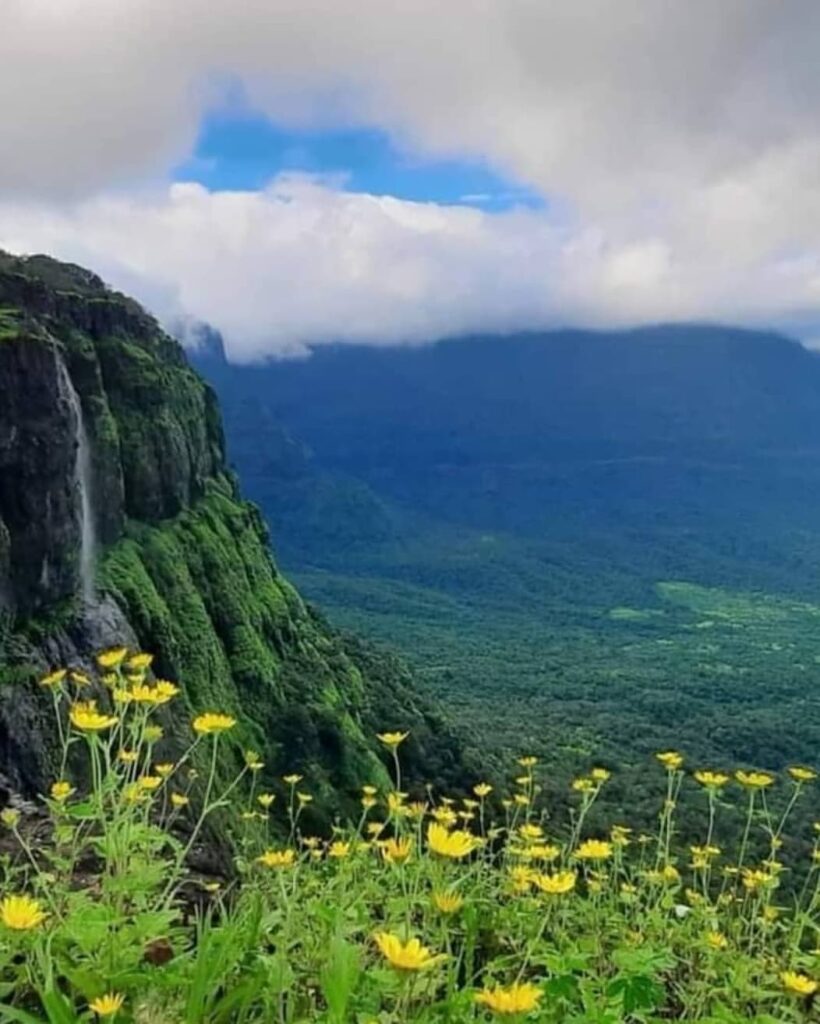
[3,1,820,356]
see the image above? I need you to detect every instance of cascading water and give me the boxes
[55,351,96,604]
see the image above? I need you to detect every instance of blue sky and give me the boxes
[173,110,544,211]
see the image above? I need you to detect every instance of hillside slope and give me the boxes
[0,253,472,816]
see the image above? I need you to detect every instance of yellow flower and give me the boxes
[1,894,47,930]
[362,784,377,796]
[203,881,221,893]
[130,684,166,706]
[144,725,163,742]
[283,773,304,785]
[70,670,91,687]
[126,653,153,671]
[377,731,409,748]
[661,864,680,883]
[427,822,481,859]
[742,868,775,891]
[257,793,275,809]
[244,750,264,771]
[328,841,351,859]
[367,821,386,837]
[534,870,577,895]
[706,931,728,950]
[572,777,594,793]
[50,781,75,803]
[257,849,296,869]
[515,775,532,787]
[690,844,721,859]
[517,756,538,768]
[656,751,684,771]
[611,825,632,847]
[122,783,145,804]
[388,792,408,815]
[522,843,560,862]
[433,806,458,827]
[473,783,493,798]
[111,688,132,704]
[694,770,730,789]
[138,775,162,792]
[39,668,67,689]
[513,793,529,806]
[154,762,175,778]
[518,823,543,841]
[736,769,774,789]
[69,702,118,732]
[575,839,613,861]
[508,865,536,892]
[381,837,413,865]
[97,647,128,669]
[192,712,236,735]
[118,749,138,764]
[154,680,179,702]
[170,793,189,808]
[788,766,818,783]
[89,993,125,1017]
[1,808,20,828]
[781,971,818,996]
[590,767,611,782]
[373,931,445,971]
[361,795,377,810]
[432,890,464,913]
[475,982,543,1016]
[297,792,313,804]
[407,801,427,819]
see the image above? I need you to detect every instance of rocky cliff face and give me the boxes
[0,252,471,815]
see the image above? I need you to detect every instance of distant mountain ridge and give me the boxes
[192,323,820,782]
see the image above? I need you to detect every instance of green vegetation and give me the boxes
[2,658,819,1023]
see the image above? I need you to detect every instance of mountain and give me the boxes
[0,252,472,819]
[193,326,820,802]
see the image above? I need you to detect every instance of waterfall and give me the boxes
[55,352,96,604]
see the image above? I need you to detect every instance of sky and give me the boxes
[2,1,820,360]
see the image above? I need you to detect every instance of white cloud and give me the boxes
[3,1,820,351]
[3,176,820,360]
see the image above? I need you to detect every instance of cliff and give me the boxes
[0,252,470,819]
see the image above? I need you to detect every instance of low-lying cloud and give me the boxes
[3,174,819,360]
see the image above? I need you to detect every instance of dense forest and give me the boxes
[194,326,820,822]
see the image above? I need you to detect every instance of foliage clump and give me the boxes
[1,651,819,1022]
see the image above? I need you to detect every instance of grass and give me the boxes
[1,648,819,1022]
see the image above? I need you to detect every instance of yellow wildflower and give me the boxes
[154,762,175,778]
[407,801,427,819]
[590,767,611,782]
[694,770,730,788]
[70,670,91,687]
[373,932,445,971]
[513,793,529,806]
[244,750,264,771]
[144,725,163,742]
[126,653,153,671]
[0,808,20,828]
[517,756,538,768]
[97,647,128,669]
[534,870,577,895]
[432,806,458,827]
[575,839,613,861]
[706,931,728,950]
[39,668,67,689]
[572,777,594,793]
[781,971,818,996]
[328,841,351,859]
[656,751,684,771]
[788,766,818,783]
[138,775,162,792]
[473,783,493,798]
[89,993,124,1017]
[523,843,560,862]
[50,781,75,803]
[377,731,409,748]
[427,822,481,859]
[117,749,138,764]
[284,774,304,785]
[508,865,536,892]
[297,792,313,804]
[192,712,236,735]
[170,793,189,808]
[361,795,377,810]
[69,702,118,732]
[736,769,774,789]
[518,823,543,841]
[257,793,275,809]
[432,890,464,914]
[1,894,47,930]
[257,849,296,869]
[475,982,542,1016]
[381,836,413,865]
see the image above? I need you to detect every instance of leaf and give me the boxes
[607,974,665,1014]
[320,933,361,1024]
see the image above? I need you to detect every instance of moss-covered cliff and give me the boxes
[0,251,472,818]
